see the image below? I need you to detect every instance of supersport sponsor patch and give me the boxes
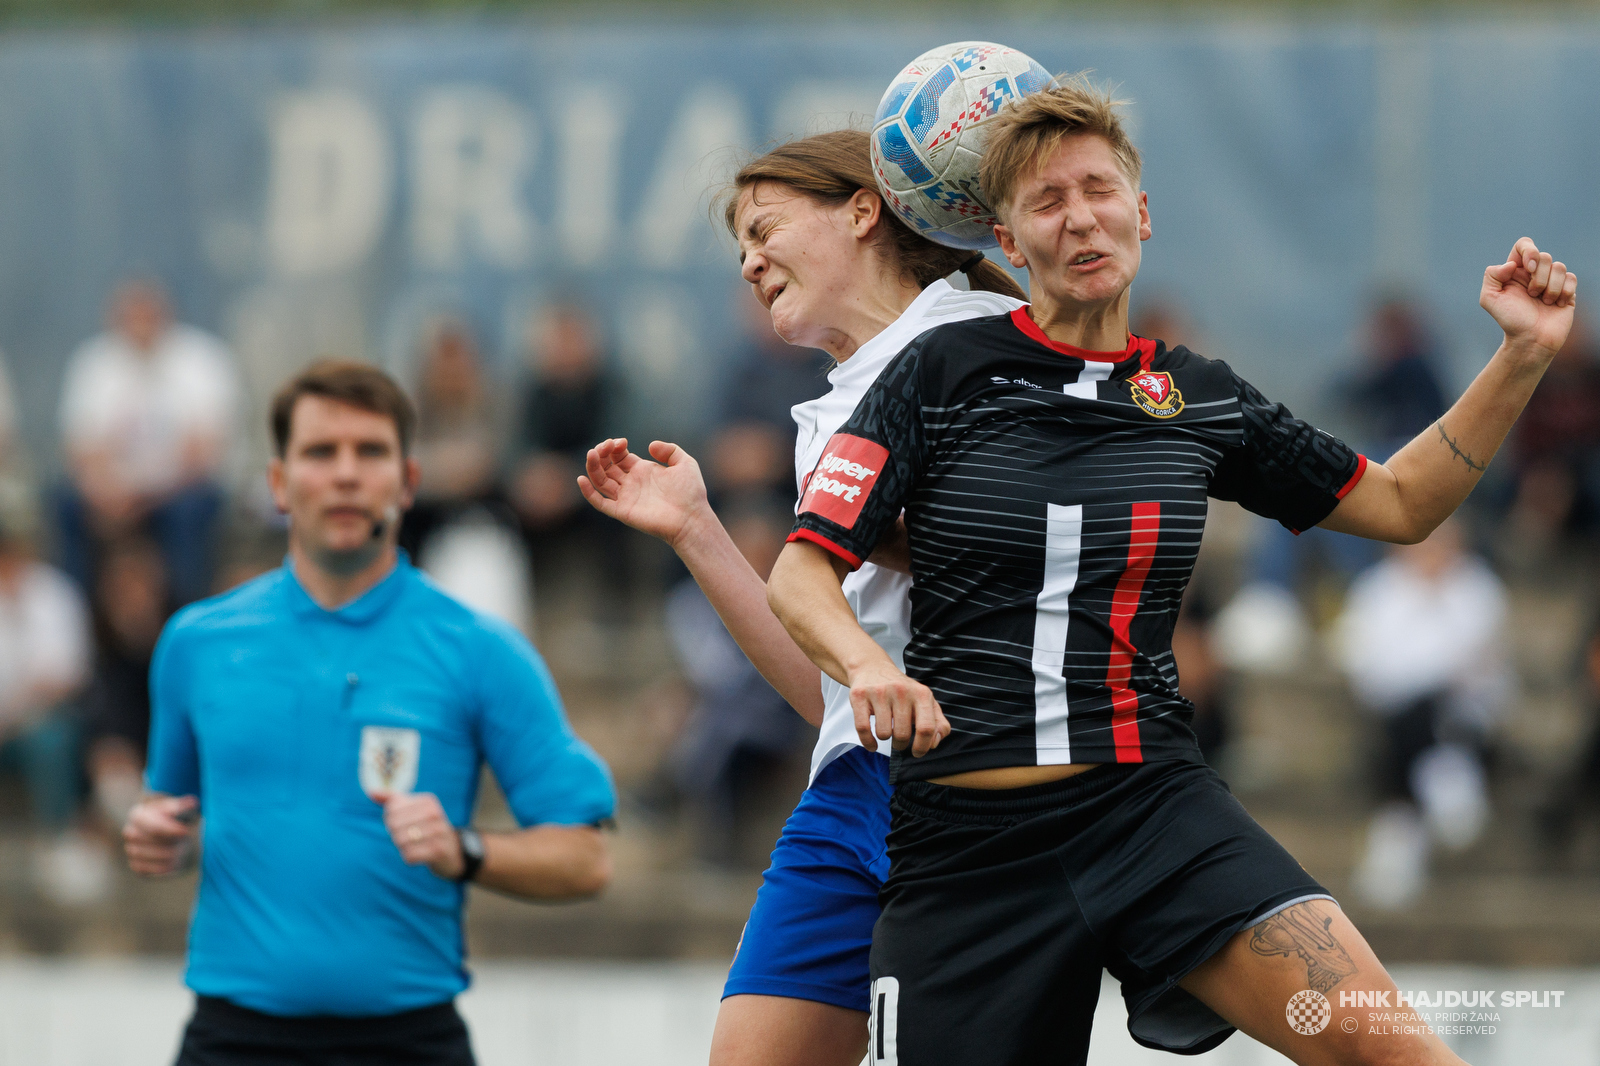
[1129,370,1184,418]
[799,434,889,529]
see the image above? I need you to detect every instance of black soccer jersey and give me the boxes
[790,308,1367,781]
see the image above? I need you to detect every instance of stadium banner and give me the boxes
[0,20,1595,459]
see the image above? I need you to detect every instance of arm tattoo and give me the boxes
[1248,905,1358,994]
[1435,420,1488,473]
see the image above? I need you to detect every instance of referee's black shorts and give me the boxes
[868,759,1333,1065]
[174,996,475,1066]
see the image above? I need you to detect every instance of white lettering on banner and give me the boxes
[637,84,751,268]
[266,91,392,276]
[411,87,536,269]
[559,90,625,267]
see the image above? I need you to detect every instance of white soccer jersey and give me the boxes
[791,278,1024,783]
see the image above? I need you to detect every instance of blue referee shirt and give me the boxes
[145,556,615,1017]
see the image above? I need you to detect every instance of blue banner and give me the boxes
[0,18,1595,463]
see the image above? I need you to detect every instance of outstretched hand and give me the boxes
[577,437,712,548]
[1481,236,1578,358]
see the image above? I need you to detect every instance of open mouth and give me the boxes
[765,284,787,308]
[1072,252,1106,266]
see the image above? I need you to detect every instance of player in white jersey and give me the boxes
[577,129,1022,1066]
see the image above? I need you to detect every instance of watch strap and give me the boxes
[455,827,485,883]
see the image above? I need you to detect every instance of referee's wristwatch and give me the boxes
[454,827,486,883]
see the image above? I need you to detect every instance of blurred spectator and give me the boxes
[402,317,506,549]
[1335,523,1511,910]
[1234,297,1449,655]
[509,302,613,531]
[665,501,811,866]
[1502,313,1600,554]
[1131,297,1197,352]
[83,538,170,837]
[0,350,36,524]
[1172,583,1232,767]
[0,520,96,903]
[507,302,630,615]
[56,279,239,604]
[397,318,532,630]
[705,298,829,504]
[1344,297,1450,460]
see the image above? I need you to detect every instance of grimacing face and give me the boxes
[268,395,419,570]
[734,181,882,349]
[994,132,1151,316]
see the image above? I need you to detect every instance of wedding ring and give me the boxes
[408,826,423,843]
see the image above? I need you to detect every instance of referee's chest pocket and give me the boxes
[197,685,304,809]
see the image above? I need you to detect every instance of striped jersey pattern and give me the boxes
[790,309,1366,782]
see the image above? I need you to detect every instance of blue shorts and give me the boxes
[723,746,892,1013]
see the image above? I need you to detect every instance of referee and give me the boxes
[122,360,615,1066]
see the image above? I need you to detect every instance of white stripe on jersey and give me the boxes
[792,278,1025,784]
[1032,503,1083,763]
[1063,360,1113,399]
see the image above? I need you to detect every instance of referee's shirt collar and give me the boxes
[284,552,412,624]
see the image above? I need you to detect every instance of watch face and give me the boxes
[460,829,485,861]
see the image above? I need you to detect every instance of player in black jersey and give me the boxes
[767,77,1577,1066]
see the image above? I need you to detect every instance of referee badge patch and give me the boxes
[359,726,420,798]
[1129,371,1184,418]
[799,434,889,530]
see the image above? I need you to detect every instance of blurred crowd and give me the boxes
[3,272,1600,913]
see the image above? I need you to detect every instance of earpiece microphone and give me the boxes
[370,505,400,541]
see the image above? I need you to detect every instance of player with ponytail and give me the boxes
[578,127,1024,1066]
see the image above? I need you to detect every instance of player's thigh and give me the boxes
[1179,900,1464,1066]
[710,994,866,1066]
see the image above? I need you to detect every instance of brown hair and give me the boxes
[716,129,1026,301]
[270,359,418,458]
[978,73,1142,220]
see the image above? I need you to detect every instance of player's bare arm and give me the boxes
[379,791,610,900]
[123,793,199,877]
[1321,236,1577,543]
[767,539,948,756]
[578,436,825,726]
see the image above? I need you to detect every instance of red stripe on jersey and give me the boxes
[1336,454,1370,499]
[1107,502,1160,762]
[786,527,864,570]
[1009,308,1158,365]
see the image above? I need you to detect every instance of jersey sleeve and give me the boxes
[1209,364,1368,533]
[144,616,201,799]
[789,343,927,568]
[473,620,616,827]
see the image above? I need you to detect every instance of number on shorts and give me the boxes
[869,976,899,1065]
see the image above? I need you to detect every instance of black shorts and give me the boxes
[175,996,475,1066]
[868,759,1332,1065]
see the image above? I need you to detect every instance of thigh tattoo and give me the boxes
[1247,905,1358,995]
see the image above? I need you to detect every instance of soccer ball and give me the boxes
[871,42,1054,250]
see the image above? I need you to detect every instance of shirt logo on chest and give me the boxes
[1129,371,1184,419]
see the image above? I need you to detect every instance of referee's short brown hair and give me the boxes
[270,359,417,458]
[979,73,1142,222]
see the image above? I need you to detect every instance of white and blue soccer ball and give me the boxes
[871,42,1054,250]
